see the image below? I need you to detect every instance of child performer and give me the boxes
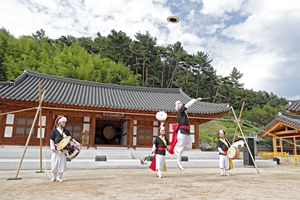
[149,126,170,178]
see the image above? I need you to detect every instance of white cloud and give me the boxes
[201,0,245,17]
[212,0,300,98]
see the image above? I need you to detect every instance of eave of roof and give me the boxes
[285,100,300,113]
[0,70,231,114]
[259,112,300,137]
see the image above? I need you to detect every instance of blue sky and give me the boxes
[1,0,300,100]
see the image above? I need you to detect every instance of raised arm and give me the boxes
[185,97,202,109]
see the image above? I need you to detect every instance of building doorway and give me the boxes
[95,118,126,145]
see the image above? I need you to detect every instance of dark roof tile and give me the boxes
[0,70,231,114]
[259,112,300,135]
[285,100,300,112]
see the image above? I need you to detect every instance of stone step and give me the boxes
[0,158,276,170]
[0,146,276,171]
[0,146,220,160]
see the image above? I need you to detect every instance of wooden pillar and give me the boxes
[280,138,283,152]
[89,114,96,148]
[195,123,200,149]
[293,137,297,156]
[0,105,3,144]
[273,136,277,153]
[127,117,133,148]
[165,120,171,142]
[46,110,54,146]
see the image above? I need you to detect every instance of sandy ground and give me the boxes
[1,163,300,200]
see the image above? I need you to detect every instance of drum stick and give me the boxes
[201,97,210,100]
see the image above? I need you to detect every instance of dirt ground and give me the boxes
[1,163,300,200]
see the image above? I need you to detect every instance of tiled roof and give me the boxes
[259,112,300,136]
[285,100,300,112]
[0,70,231,114]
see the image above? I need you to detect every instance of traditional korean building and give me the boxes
[259,110,300,155]
[0,70,230,148]
[285,100,300,114]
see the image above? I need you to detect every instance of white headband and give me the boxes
[175,100,182,111]
[58,117,67,123]
[175,100,182,106]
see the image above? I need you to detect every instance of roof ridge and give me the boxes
[24,70,181,93]
[278,112,300,120]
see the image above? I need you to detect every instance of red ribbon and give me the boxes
[168,123,179,155]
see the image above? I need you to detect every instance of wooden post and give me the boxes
[37,83,44,173]
[231,106,260,174]
[128,118,133,148]
[195,121,200,149]
[280,138,283,153]
[89,114,96,149]
[293,137,297,156]
[8,90,45,180]
[273,137,277,153]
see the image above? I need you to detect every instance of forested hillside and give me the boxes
[0,27,289,145]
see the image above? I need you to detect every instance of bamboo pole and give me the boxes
[37,83,44,173]
[8,90,45,180]
[232,102,245,143]
[231,106,260,174]
[0,107,37,116]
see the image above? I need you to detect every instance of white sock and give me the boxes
[52,172,57,179]
[158,170,162,176]
[220,169,224,174]
[57,172,63,179]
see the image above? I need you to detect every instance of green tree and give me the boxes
[165,42,187,89]
[57,35,77,47]
[103,30,132,66]
[0,27,11,81]
[4,35,40,80]
[130,31,160,87]
[32,29,49,42]
[78,36,94,54]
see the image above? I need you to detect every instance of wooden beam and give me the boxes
[280,135,300,139]
[272,130,298,135]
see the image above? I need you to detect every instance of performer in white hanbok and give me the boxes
[217,130,231,176]
[173,97,202,171]
[149,126,170,178]
[49,116,81,182]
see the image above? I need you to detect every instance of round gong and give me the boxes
[167,16,180,24]
[103,125,116,140]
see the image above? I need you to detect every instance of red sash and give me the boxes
[179,125,189,130]
[168,123,179,155]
